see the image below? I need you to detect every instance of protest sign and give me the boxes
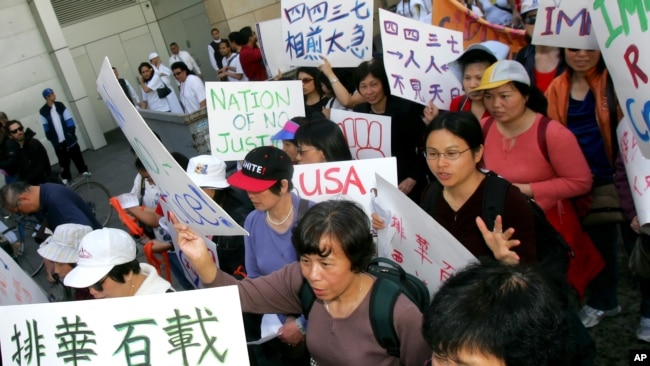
[329,109,391,159]
[433,0,526,55]
[292,158,398,216]
[96,58,246,237]
[0,286,249,365]
[0,248,48,305]
[531,0,598,50]
[373,175,477,295]
[206,80,305,161]
[591,2,650,158]
[618,118,650,231]
[280,0,374,67]
[257,18,294,79]
[379,9,463,109]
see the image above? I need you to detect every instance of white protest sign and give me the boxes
[292,158,398,216]
[0,248,48,305]
[281,0,374,67]
[374,174,477,295]
[532,0,598,50]
[97,58,247,237]
[0,286,249,365]
[206,80,305,161]
[379,8,463,109]
[257,18,294,78]
[591,2,650,159]
[330,109,392,159]
[618,118,650,230]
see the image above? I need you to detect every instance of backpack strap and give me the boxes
[369,277,402,358]
[299,279,316,319]
[485,115,552,163]
[482,116,495,141]
[457,95,469,112]
[421,181,443,217]
[481,173,511,231]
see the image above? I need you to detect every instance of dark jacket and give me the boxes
[0,136,25,176]
[19,128,53,185]
[39,101,78,149]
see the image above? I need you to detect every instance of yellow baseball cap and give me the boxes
[469,60,531,93]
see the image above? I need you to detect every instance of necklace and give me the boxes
[266,205,294,226]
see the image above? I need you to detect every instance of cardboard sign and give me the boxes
[618,118,650,231]
[292,158,398,216]
[280,0,374,67]
[257,18,294,79]
[0,248,48,305]
[206,80,305,161]
[591,1,650,159]
[329,109,392,159]
[432,0,526,56]
[373,175,477,295]
[532,0,598,50]
[380,9,463,108]
[0,286,249,365]
[96,58,247,237]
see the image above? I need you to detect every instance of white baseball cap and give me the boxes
[520,0,539,16]
[148,52,159,61]
[186,155,229,189]
[63,228,137,288]
[469,60,531,93]
[37,224,93,263]
[448,41,511,83]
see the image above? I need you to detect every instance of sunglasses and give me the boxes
[90,275,109,292]
[523,14,537,25]
[9,127,23,134]
[301,77,314,84]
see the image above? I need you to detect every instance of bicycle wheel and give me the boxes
[70,180,113,227]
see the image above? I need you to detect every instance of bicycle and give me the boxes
[1,211,45,277]
[68,174,113,227]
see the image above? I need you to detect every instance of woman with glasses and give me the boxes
[171,61,206,114]
[297,67,328,121]
[137,62,183,114]
[294,118,352,164]
[64,228,174,298]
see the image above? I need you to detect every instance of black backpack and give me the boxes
[298,257,429,358]
[422,173,574,277]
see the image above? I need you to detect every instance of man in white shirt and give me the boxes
[148,52,173,86]
[207,28,223,77]
[216,40,247,82]
[168,42,202,78]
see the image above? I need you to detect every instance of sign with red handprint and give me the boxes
[330,109,392,159]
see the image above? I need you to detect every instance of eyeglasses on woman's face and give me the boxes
[423,148,471,161]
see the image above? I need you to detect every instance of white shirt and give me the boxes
[179,74,206,113]
[169,50,202,76]
[221,53,248,82]
[208,39,222,71]
[129,173,161,209]
[49,107,65,142]
[152,63,173,86]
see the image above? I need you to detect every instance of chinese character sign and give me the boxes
[379,9,464,109]
[0,286,249,365]
[532,0,598,50]
[617,119,650,230]
[292,158,398,218]
[257,18,294,79]
[373,175,477,295]
[281,0,374,67]
[329,109,392,159]
[96,58,247,237]
[0,248,48,305]
[591,1,650,158]
[206,80,305,161]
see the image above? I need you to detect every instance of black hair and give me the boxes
[134,158,145,171]
[239,26,253,40]
[268,178,294,196]
[422,261,571,366]
[169,42,178,48]
[297,67,325,99]
[292,200,374,273]
[171,152,190,170]
[219,39,231,49]
[105,259,141,284]
[511,81,548,115]
[211,28,219,33]
[138,62,155,83]
[353,58,390,97]
[294,118,352,162]
[425,112,483,152]
[171,61,194,76]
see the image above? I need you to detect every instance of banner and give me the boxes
[257,18,294,79]
[292,158,398,216]
[206,80,305,161]
[373,175,477,295]
[280,0,374,67]
[0,286,249,365]
[432,0,526,56]
[330,109,391,159]
[618,118,650,231]
[591,1,650,159]
[379,9,463,109]
[531,0,598,50]
[0,247,48,305]
[96,58,247,237]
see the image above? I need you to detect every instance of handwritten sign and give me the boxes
[0,286,249,365]
[281,0,374,67]
[97,58,247,237]
[433,0,526,56]
[206,80,305,161]
[618,118,650,231]
[380,9,463,108]
[374,174,477,295]
[0,248,48,305]
[329,109,392,159]
[292,158,398,216]
[532,0,598,50]
[591,1,650,158]
[257,18,294,79]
